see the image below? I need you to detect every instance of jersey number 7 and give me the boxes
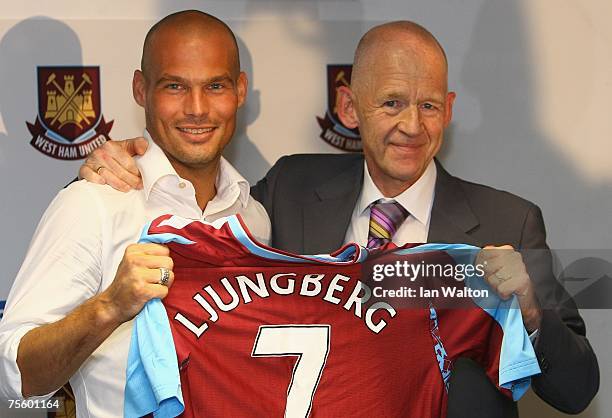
[251,325,331,418]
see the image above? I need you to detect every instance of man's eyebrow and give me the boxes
[379,91,446,105]
[380,91,405,100]
[206,75,234,85]
[422,96,445,104]
[156,74,187,85]
[156,74,235,86]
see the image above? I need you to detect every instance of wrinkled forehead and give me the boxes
[368,37,446,73]
[385,46,444,76]
[358,43,448,94]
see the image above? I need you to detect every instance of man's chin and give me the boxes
[383,166,423,186]
[178,153,219,167]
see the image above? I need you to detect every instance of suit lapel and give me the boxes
[303,157,364,254]
[428,160,482,246]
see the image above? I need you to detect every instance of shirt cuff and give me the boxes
[0,325,56,401]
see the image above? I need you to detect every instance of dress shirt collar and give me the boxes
[216,156,251,208]
[358,159,437,227]
[137,130,251,208]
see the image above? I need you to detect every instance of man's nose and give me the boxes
[397,106,423,136]
[184,88,209,117]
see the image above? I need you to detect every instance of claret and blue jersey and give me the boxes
[124,214,540,418]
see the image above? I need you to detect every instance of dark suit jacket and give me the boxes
[251,153,599,417]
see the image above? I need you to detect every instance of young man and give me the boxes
[0,11,269,417]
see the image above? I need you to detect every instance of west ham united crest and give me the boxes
[316,64,361,152]
[27,66,113,160]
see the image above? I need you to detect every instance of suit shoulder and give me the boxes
[456,177,533,204]
[441,172,546,246]
[451,175,541,224]
[270,153,363,183]
[255,153,363,204]
[276,153,363,170]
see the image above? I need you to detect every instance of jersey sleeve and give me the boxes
[427,244,541,401]
[124,298,184,418]
[482,293,542,399]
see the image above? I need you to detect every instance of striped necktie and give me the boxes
[367,199,409,249]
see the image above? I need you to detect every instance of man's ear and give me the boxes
[336,86,359,129]
[443,91,456,128]
[236,71,248,108]
[133,70,146,107]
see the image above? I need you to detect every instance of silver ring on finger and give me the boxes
[158,267,170,286]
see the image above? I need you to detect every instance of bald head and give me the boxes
[141,10,240,79]
[352,21,448,94]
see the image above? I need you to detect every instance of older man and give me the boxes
[0,11,269,418]
[80,20,598,417]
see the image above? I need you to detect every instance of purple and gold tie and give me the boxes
[367,199,409,249]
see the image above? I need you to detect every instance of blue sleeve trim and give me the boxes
[138,220,196,245]
[499,358,542,400]
[124,299,184,418]
[465,272,541,400]
[391,242,480,258]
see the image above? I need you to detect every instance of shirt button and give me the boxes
[178,182,186,189]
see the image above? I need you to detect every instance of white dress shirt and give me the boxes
[0,131,271,417]
[344,160,437,246]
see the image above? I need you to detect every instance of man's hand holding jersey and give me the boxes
[99,243,175,324]
[477,245,542,333]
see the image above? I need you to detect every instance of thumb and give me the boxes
[126,137,149,156]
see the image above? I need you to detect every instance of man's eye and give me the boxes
[166,83,183,90]
[383,100,399,108]
[421,103,437,110]
[209,83,224,90]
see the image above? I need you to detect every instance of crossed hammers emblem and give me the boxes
[45,72,93,128]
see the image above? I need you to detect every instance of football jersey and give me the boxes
[124,214,540,418]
